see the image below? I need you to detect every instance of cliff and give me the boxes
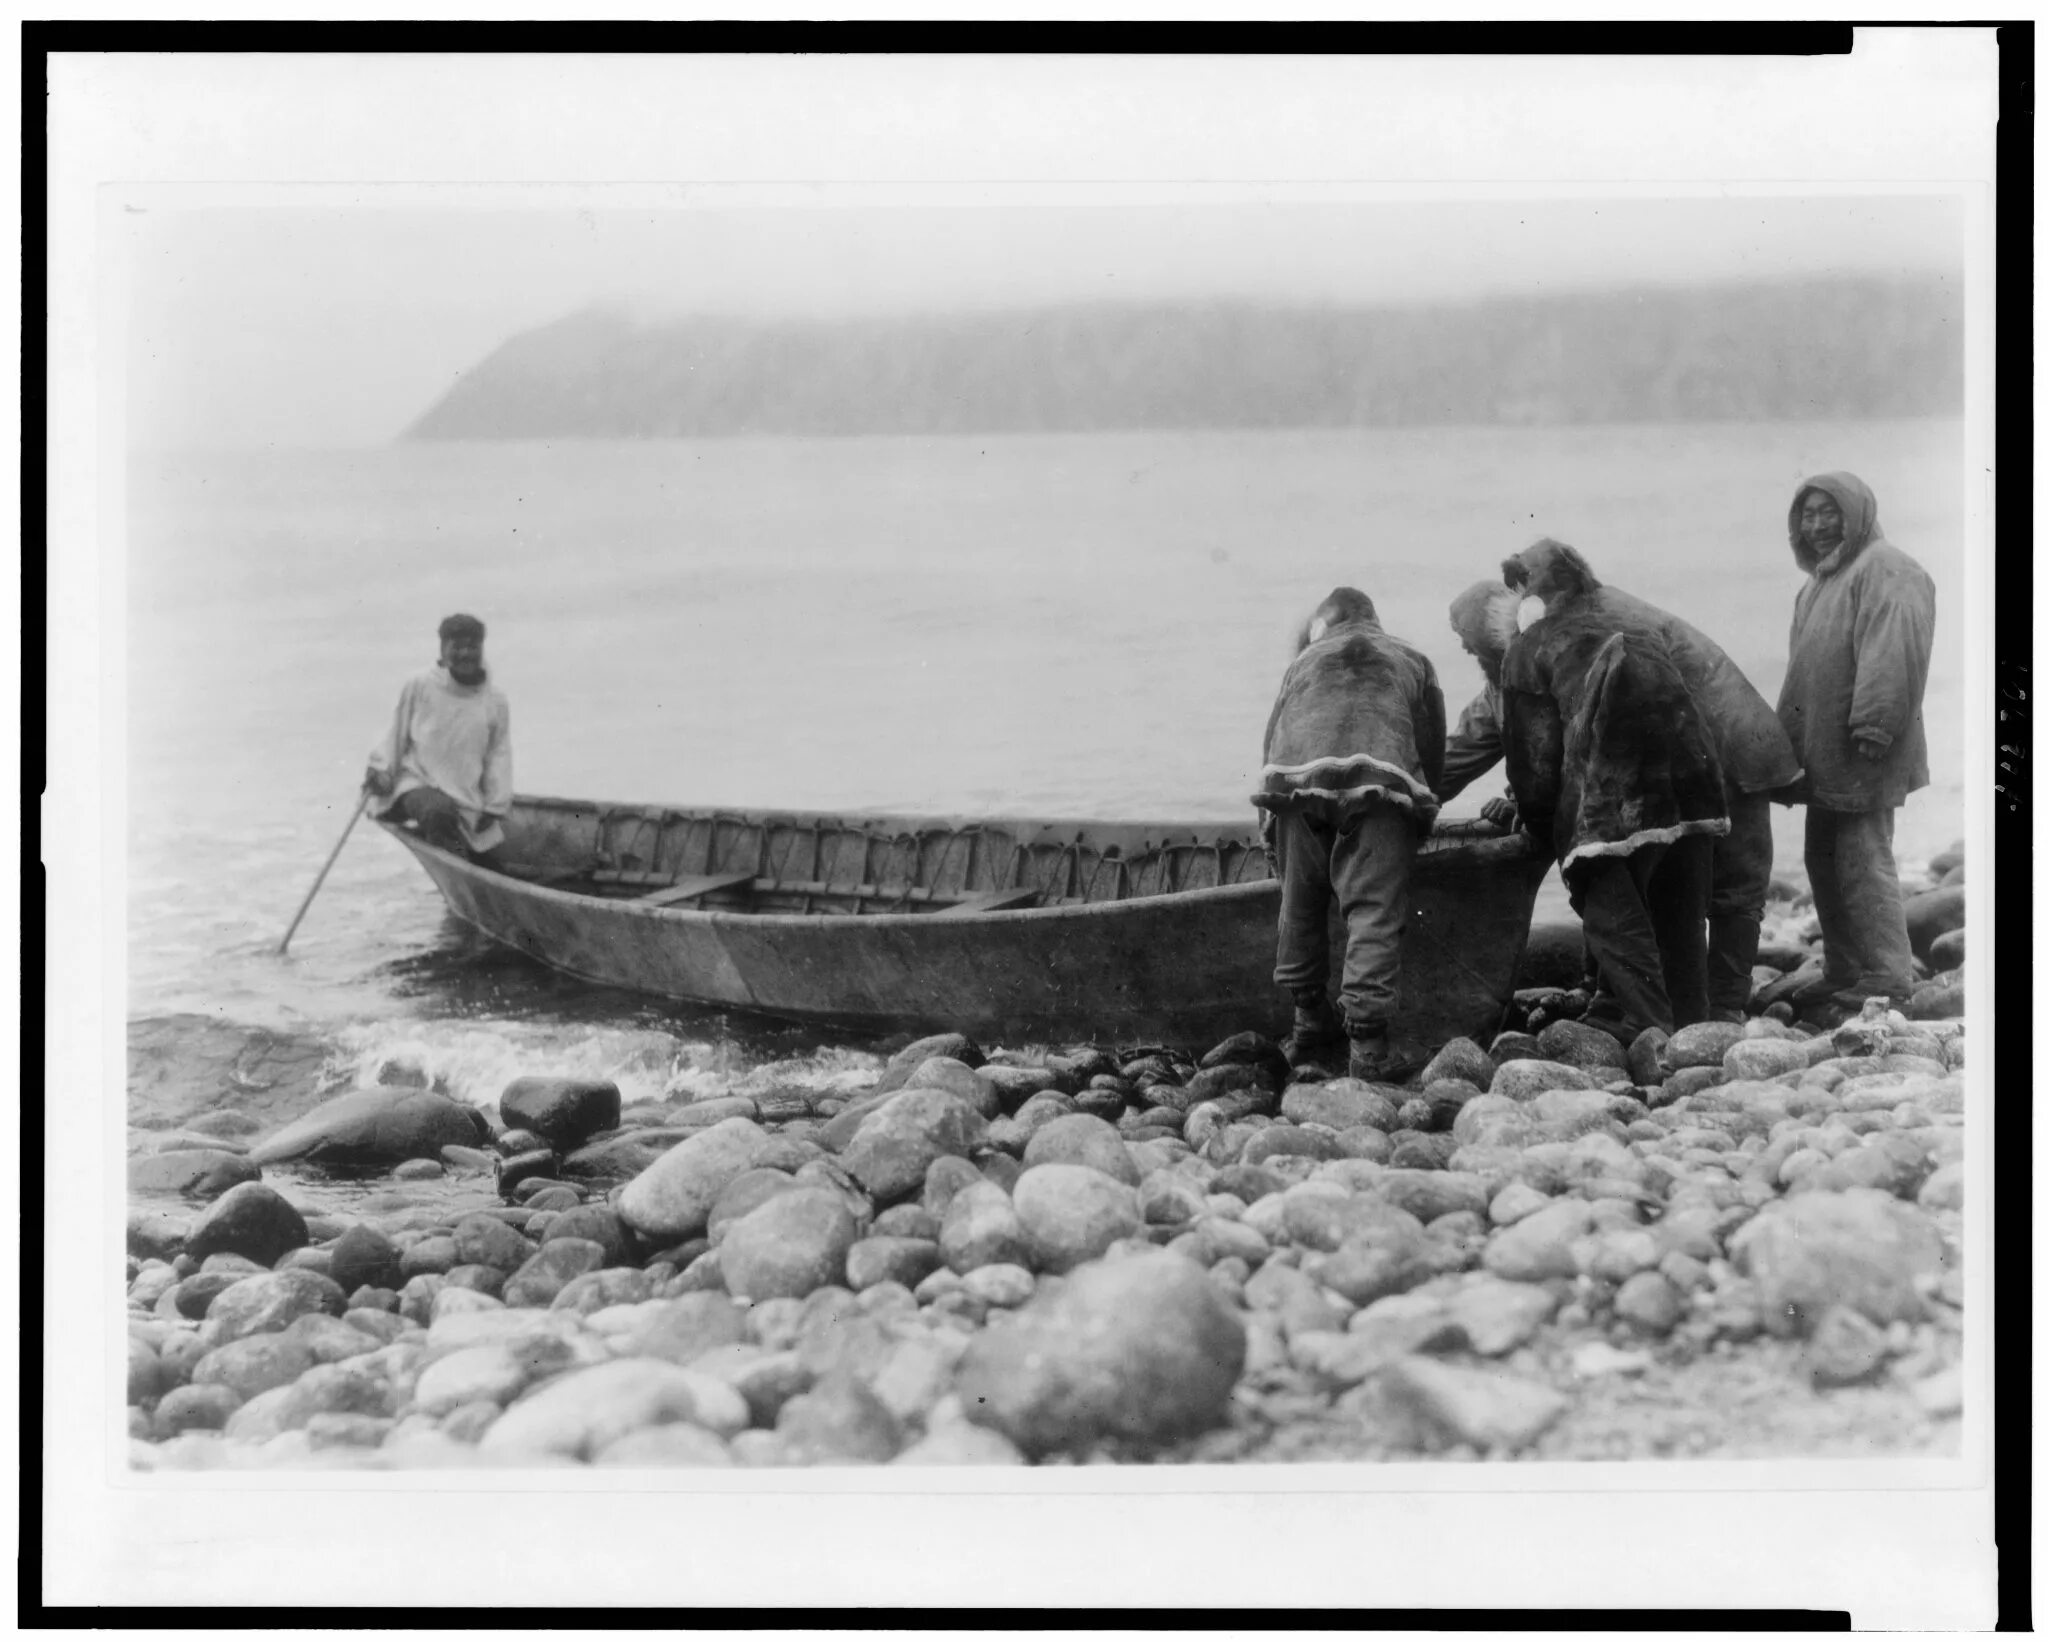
[403,277,1962,440]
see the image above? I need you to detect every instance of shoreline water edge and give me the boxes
[122,831,1968,1470]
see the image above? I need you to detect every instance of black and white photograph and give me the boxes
[42,37,2004,1618]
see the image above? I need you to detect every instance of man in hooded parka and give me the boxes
[1775,472,1936,1016]
[1498,541,1729,1044]
[1501,541,1804,1021]
[1253,587,1446,1080]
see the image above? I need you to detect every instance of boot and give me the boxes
[1347,1024,1416,1084]
[1282,990,1343,1067]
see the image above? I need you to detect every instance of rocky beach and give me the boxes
[120,838,1970,1472]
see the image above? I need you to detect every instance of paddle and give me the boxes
[277,789,372,954]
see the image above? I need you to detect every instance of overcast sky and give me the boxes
[123,192,1965,450]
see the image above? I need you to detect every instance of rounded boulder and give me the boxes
[1021,1113,1139,1185]
[1011,1165,1142,1273]
[955,1249,1246,1456]
[719,1188,859,1301]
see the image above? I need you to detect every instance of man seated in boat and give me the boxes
[363,612,513,867]
[1498,541,1729,1046]
[1436,580,1525,830]
[1254,586,1446,1081]
[1502,539,1801,1022]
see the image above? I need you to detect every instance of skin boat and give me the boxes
[379,795,1553,1054]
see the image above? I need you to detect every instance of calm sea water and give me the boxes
[126,421,1966,1103]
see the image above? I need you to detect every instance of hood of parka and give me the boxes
[1788,471,1882,575]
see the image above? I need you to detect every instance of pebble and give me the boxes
[479,1358,749,1460]
[616,1117,781,1244]
[1445,1278,1557,1354]
[938,1181,1033,1274]
[1729,1188,1948,1333]
[1536,1019,1629,1072]
[592,1423,735,1467]
[1376,1357,1568,1453]
[502,1237,608,1308]
[845,1235,943,1294]
[1804,1303,1890,1387]
[1482,1200,1599,1282]
[1011,1165,1142,1273]
[199,1270,346,1349]
[1489,1060,1602,1102]
[956,1249,1245,1456]
[1022,1113,1140,1185]
[499,1076,622,1151]
[840,1089,989,1202]
[184,1183,310,1268]
[1278,1080,1400,1132]
[1613,1271,1684,1334]
[1662,1021,1746,1070]
[903,1056,1004,1120]
[776,1373,905,1463]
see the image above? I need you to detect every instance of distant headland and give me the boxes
[402,277,1962,441]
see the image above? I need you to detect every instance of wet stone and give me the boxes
[184,1183,309,1268]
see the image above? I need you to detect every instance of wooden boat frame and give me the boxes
[380,794,1552,1052]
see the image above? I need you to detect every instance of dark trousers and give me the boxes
[1270,802,1417,1035]
[1706,789,1775,1019]
[392,787,501,866]
[1570,832,1713,1042]
[1804,804,1915,1001]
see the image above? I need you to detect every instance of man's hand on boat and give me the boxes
[1480,796,1520,832]
[362,765,394,799]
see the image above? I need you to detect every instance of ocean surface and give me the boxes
[125,420,1968,1111]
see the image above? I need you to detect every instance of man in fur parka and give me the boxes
[1500,540,1802,1021]
[1254,586,1446,1079]
[1498,541,1729,1045]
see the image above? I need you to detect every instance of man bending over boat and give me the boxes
[1436,580,1525,829]
[1254,586,1446,1080]
[1498,542,1728,1045]
[363,613,513,866]
[1503,539,1801,1022]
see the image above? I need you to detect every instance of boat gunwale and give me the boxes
[382,821,1280,926]
[382,802,1542,927]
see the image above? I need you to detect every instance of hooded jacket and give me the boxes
[1500,602,1728,879]
[1254,607,1446,833]
[1502,541,1802,798]
[1775,472,1935,810]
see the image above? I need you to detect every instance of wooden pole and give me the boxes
[277,790,371,954]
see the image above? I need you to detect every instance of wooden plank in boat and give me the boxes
[499,863,589,886]
[931,886,1043,916]
[633,870,759,908]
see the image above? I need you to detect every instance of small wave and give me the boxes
[329,1017,886,1112]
